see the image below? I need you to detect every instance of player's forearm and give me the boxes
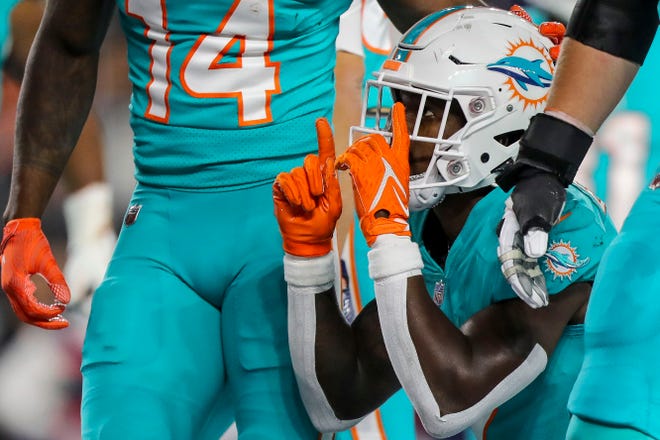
[313,291,363,403]
[314,295,399,419]
[5,50,100,221]
[285,254,363,431]
[377,0,485,32]
[286,255,396,427]
[4,0,114,222]
[377,273,475,410]
[546,38,639,133]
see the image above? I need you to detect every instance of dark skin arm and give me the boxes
[3,0,115,222]
[314,290,399,420]
[406,277,588,414]
[313,272,589,419]
[5,0,107,195]
[376,0,485,33]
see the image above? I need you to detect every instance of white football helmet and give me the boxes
[351,6,556,211]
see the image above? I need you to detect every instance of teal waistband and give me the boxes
[130,113,322,190]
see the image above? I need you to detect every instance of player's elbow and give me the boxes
[416,409,472,440]
[292,374,363,433]
[302,400,362,433]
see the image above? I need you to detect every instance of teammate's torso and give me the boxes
[118,0,348,129]
[116,0,351,188]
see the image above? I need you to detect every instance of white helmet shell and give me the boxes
[352,6,556,211]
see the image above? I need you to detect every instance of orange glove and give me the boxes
[510,4,565,61]
[1,218,70,329]
[336,102,410,247]
[273,118,342,257]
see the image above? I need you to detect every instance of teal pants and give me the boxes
[81,182,318,439]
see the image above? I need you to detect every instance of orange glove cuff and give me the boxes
[1,218,42,251]
[360,216,411,247]
[282,239,333,259]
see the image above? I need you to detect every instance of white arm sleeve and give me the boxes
[284,252,363,432]
[370,235,548,439]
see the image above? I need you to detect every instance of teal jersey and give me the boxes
[568,177,660,439]
[409,185,617,440]
[0,2,11,60]
[0,0,20,110]
[117,0,351,189]
[0,0,18,58]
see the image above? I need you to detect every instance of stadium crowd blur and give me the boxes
[0,0,658,438]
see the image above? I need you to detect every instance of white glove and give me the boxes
[497,198,549,308]
[62,182,116,309]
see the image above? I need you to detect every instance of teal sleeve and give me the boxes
[541,184,617,294]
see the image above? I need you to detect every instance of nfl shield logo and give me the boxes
[124,204,142,226]
[649,173,660,190]
[433,280,445,307]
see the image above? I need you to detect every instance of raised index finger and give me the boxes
[315,118,335,164]
[390,102,410,158]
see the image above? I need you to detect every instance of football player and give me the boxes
[274,7,616,439]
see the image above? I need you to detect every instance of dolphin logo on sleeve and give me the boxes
[543,240,590,280]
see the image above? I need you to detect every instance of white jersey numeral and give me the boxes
[126,0,280,126]
[126,0,173,123]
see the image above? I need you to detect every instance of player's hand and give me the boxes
[497,169,565,308]
[503,170,566,258]
[1,218,71,329]
[273,118,342,257]
[497,197,551,308]
[336,102,410,246]
[510,4,565,60]
[62,183,115,309]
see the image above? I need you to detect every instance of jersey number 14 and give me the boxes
[126,0,281,126]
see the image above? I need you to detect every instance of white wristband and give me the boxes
[283,252,335,293]
[368,234,423,281]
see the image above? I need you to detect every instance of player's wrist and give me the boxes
[3,218,42,229]
[368,234,423,282]
[2,218,44,250]
[496,113,593,190]
[283,251,335,293]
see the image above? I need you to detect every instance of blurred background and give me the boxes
[0,0,658,438]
